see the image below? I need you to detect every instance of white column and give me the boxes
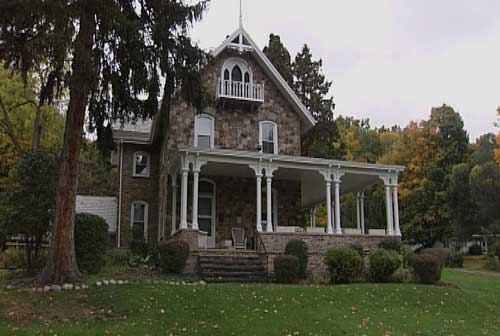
[312,207,317,228]
[180,168,189,230]
[356,193,361,230]
[360,192,365,235]
[385,184,394,236]
[256,173,263,232]
[170,175,177,236]
[266,174,273,232]
[191,169,200,231]
[334,181,342,234]
[325,180,333,234]
[393,185,401,236]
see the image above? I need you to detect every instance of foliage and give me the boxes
[263,34,293,86]
[0,248,25,268]
[158,240,190,274]
[470,162,500,231]
[378,239,402,252]
[483,255,500,272]
[274,255,300,284]
[302,119,346,159]
[324,248,363,284]
[368,249,401,283]
[420,248,451,268]
[74,213,109,274]
[284,239,308,279]
[402,244,416,269]
[412,254,442,284]
[468,244,483,256]
[77,141,117,196]
[447,163,477,239]
[129,225,149,258]
[350,243,364,257]
[492,240,500,259]
[4,150,58,271]
[446,252,464,268]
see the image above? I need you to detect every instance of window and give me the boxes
[131,201,148,241]
[259,121,278,154]
[194,114,214,149]
[133,152,150,177]
[221,57,253,84]
[231,65,242,82]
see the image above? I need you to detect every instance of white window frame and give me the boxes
[259,121,278,155]
[221,57,253,83]
[194,114,215,149]
[132,151,150,177]
[131,201,149,241]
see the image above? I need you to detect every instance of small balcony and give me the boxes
[217,79,264,104]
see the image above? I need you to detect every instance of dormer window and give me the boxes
[194,114,214,149]
[259,121,278,155]
[133,152,150,177]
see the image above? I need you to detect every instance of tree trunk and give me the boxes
[38,6,95,285]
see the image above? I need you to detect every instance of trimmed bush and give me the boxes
[158,240,190,274]
[369,248,401,283]
[412,254,442,284]
[274,255,300,283]
[378,239,402,252]
[324,248,363,284]
[421,248,451,267]
[285,239,308,279]
[75,213,109,274]
[446,252,464,268]
[492,241,500,259]
[484,255,500,272]
[402,244,416,268]
[350,243,364,257]
[468,244,483,256]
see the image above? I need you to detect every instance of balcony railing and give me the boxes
[217,79,264,103]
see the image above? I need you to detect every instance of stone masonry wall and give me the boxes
[259,233,401,281]
[167,49,302,155]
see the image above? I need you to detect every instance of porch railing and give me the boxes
[217,78,264,103]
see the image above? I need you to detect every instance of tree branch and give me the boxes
[0,95,24,156]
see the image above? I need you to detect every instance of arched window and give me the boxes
[231,65,242,82]
[133,152,150,177]
[224,69,230,80]
[131,201,148,241]
[194,114,214,149]
[244,72,250,83]
[259,121,278,155]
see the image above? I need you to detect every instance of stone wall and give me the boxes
[259,233,401,280]
[119,143,160,246]
[167,49,302,155]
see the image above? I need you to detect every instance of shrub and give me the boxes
[274,255,300,283]
[484,255,500,272]
[421,248,450,267]
[402,244,416,268]
[350,243,364,257]
[284,239,308,279]
[378,239,402,252]
[105,249,130,268]
[468,244,483,256]
[75,213,109,274]
[446,252,464,268]
[324,248,363,284]
[0,248,26,269]
[129,226,149,257]
[492,241,500,259]
[369,249,401,283]
[158,240,190,274]
[412,254,442,284]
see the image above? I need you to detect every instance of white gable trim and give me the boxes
[212,27,316,131]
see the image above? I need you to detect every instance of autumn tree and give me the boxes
[0,0,209,284]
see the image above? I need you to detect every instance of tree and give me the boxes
[495,107,500,164]
[77,141,117,196]
[302,118,346,159]
[470,133,497,166]
[263,34,293,86]
[470,162,500,234]
[447,163,477,239]
[6,151,58,272]
[0,0,209,284]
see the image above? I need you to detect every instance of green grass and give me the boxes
[1,270,500,336]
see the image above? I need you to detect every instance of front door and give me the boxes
[198,179,216,248]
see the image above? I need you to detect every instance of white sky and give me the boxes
[190,0,500,141]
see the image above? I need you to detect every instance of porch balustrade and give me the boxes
[217,78,264,103]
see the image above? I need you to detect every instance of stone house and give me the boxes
[111,25,404,280]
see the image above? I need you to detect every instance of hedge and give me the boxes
[412,254,442,284]
[274,255,300,283]
[324,248,363,284]
[75,213,109,274]
[369,248,401,283]
[284,239,308,279]
[158,240,190,274]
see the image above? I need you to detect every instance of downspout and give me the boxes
[117,138,123,248]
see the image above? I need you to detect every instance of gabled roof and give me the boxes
[212,27,316,131]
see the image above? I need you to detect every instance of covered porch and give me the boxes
[165,146,404,251]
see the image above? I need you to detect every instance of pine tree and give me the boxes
[0,0,209,284]
[263,34,293,86]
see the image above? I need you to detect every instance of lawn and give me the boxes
[0,270,499,336]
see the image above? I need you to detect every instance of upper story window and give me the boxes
[131,201,148,241]
[259,121,278,155]
[194,114,214,149]
[133,152,150,177]
[222,57,253,84]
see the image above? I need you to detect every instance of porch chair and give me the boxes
[231,228,247,250]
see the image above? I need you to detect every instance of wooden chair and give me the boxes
[231,228,247,250]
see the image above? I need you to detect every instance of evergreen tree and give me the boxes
[263,34,293,86]
[0,0,209,284]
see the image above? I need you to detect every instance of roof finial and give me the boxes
[239,0,243,28]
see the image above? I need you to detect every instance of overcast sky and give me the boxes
[190,0,500,141]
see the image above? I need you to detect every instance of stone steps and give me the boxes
[198,254,268,283]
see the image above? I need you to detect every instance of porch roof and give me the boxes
[174,146,405,209]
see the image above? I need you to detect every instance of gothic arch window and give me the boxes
[244,72,250,83]
[224,69,230,80]
[231,65,242,82]
[221,57,253,84]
